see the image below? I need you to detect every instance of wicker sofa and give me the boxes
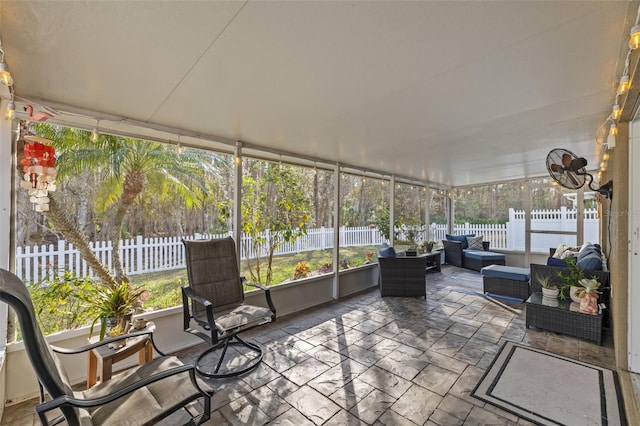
[442,239,505,271]
[529,249,610,324]
[531,248,609,290]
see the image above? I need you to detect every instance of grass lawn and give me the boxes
[131,246,379,310]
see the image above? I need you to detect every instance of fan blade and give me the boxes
[550,163,564,173]
[562,153,572,168]
[566,172,580,187]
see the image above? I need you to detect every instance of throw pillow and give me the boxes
[546,257,568,267]
[466,235,485,250]
[553,243,579,259]
[561,249,579,260]
[577,243,603,270]
[445,233,475,249]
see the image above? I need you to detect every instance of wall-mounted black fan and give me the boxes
[546,148,613,199]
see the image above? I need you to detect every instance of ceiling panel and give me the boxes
[0,1,633,186]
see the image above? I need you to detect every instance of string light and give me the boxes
[617,74,630,95]
[4,99,14,120]
[630,9,640,50]
[0,45,13,86]
[611,103,622,120]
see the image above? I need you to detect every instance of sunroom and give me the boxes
[0,1,639,424]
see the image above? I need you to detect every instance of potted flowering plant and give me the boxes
[87,282,149,340]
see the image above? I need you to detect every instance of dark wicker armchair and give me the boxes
[0,268,211,426]
[378,255,428,298]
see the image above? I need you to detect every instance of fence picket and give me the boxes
[15,209,597,282]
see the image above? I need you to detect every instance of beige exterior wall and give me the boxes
[603,122,639,423]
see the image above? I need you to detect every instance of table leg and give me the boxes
[101,358,113,383]
[139,339,153,364]
[87,351,98,389]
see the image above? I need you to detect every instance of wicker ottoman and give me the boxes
[463,250,506,271]
[481,264,530,301]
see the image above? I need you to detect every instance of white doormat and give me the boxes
[472,341,626,425]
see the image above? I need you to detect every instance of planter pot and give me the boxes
[425,243,434,253]
[541,287,560,299]
[569,286,583,303]
[541,296,559,307]
[107,312,133,336]
[580,291,599,314]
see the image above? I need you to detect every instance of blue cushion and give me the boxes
[546,257,568,267]
[481,265,530,282]
[378,243,396,258]
[446,233,475,249]
[577,244,602,270]
[463,250,505,261]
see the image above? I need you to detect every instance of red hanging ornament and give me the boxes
[20,138,57,212]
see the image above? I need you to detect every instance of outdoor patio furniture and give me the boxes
[481,264,530,301]
[0,268,211,426]
[378,255,428,298]
[182,237,277,378]
[525,292,604,345]
[442,239,505,271]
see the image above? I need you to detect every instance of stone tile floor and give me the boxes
[2,265,616,425]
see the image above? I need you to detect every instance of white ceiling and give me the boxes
[0,1,635,186]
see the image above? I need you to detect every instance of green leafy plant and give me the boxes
[87,282,148,339]
[556,257,585,300]
[575,277,601,297]
[28,271,96,335]
[537,274,557,290]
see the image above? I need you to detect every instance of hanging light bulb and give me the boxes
[5,100,15,120]
[617,74,631,95]
[611,104,622,120]
[90,119,100,142]
[177,142,183,155]
[607,123,617,149]
[630,24,640,50]
[0,61,13,86]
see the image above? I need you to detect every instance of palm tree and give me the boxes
[31,123,218,285]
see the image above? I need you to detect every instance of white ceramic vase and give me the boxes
[541,287,560,299]
[569,285,582,303]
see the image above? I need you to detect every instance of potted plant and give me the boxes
[556,258,586,301]
[88,282,147,340]
[422,240,436,253]
[538,274,560,299]
[576,277,601,314]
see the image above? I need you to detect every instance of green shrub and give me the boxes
[28,271,96,334]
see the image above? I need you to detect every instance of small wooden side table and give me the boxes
[86,322,155,388]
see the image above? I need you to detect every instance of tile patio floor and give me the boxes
[2,265,616,425]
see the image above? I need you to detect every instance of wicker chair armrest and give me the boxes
[442,240,464,267]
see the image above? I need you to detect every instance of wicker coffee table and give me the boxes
[525,293,603,345]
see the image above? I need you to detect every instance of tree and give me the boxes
[29,123,216,285]
[231,161,312,285]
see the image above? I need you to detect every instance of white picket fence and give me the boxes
[16,207,599,283]
[431,207,599,251]
[16,226,386,283]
